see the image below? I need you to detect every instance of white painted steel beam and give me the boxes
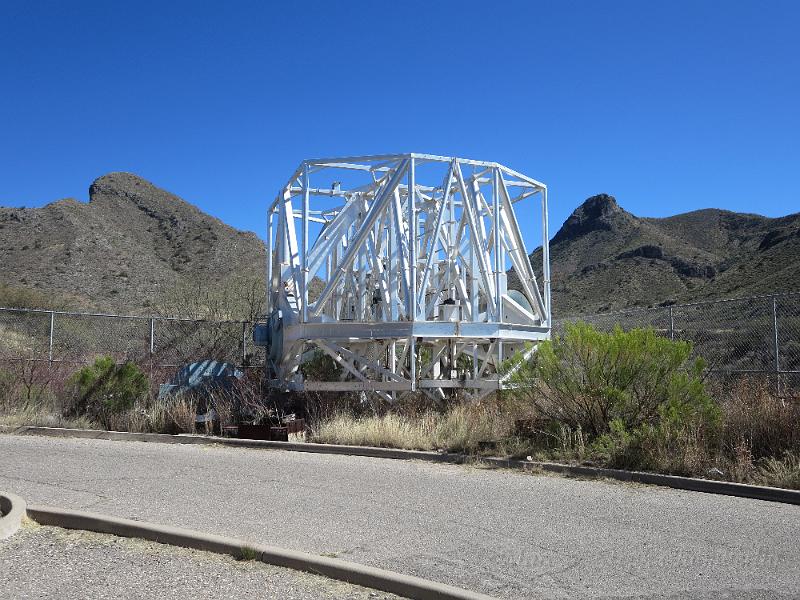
[262,154,551,400]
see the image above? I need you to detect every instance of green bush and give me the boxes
[509,323,719,472]
[300,350,341,382]
[511,323,717,435]
[66,357,149,424]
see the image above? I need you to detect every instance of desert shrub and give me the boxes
[506,323,721,474]
[510,323,717,437]
[65,357,149,426]
[588,416,714,475]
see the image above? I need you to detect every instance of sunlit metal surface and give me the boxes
[263,154,551,402]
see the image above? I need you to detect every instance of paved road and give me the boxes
[1,523,402,599]
[1,435,798,599]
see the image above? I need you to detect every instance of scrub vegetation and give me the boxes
[1,324,798,490]
[0,356,237,435]
[310,324,800,490]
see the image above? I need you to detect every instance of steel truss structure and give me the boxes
[260,153,551,402]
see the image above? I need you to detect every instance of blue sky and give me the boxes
[1,1,798,244]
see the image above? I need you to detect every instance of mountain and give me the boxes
[515,194,800,317]
[2,175,797,319]
[0,173,265,315]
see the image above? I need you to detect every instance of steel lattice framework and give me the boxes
[260,153,551,402]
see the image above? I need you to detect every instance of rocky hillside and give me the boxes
[2,175,797,319]
[0,173,265,315]
[517,194,800,316]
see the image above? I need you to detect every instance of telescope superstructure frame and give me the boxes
[264,153,550,402]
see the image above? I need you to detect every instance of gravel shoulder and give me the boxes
[1,434,799,599]
[0,521,403,600]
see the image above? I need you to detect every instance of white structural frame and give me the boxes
[263,153,550,402]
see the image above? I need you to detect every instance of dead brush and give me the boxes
[720,378,800,460]
[757,452,800,490]
[163,395,198,434]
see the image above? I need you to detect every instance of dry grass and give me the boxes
[0,394,201,435]
[110,396,200,434]
[312,396,520,454]
[0,403,96,430]
[756,452,800,489]
[314,413,437,450]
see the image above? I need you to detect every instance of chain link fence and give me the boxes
[554,291,800,396]
[1,290,798,402]
[0,308,257,367]
[0,307,268,416]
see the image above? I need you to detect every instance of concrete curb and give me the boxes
[0,491,27,540]
[8,426,800,505]
[480,457,800,505]
[14,426,463,461]
[26,504,495,600]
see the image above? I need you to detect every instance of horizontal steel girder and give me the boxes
[283,322,550,343]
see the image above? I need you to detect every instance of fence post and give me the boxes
[48,311,55,365]
[241,322,247,366]
[772,296,780,372]
[149,318,155,356]
[669,306,674,341]
[772,296,781,397]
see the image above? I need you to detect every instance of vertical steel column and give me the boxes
[408,158,417,320]
[493,168,504,362]
[48,311,54,365]
[408,159,417,388]
[358,248,366,319]
[389,340,397,401]
[266,208,273,315]
[448,160,457,300]
[541,187,551,327]
[388,204,398,321]
[408,336,416,391]
[301,162,310,322]
[470,227,479,322]
[493,168,502,322]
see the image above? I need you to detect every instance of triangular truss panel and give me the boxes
[257,154,551,401]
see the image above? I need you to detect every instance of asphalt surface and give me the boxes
[0,522,402,599]
[1,434,799,599]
